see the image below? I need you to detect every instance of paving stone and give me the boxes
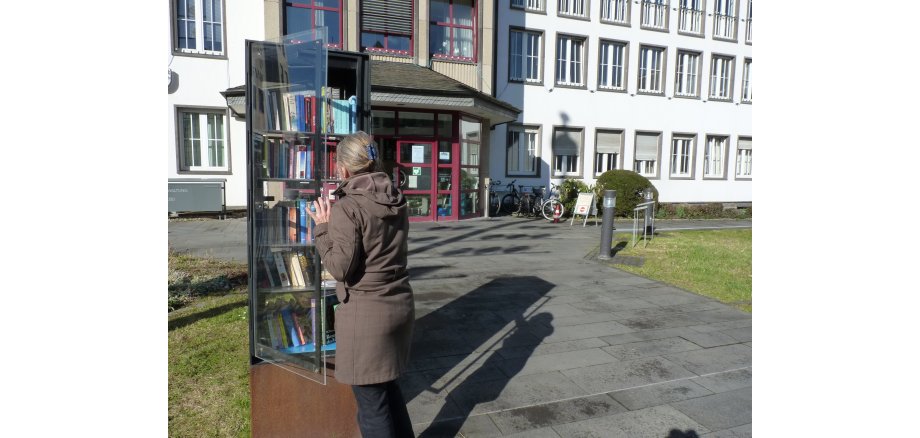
[529,320,634,343]
[497,338,610,360]
[700,429,739,438]
[399,372,465,425]
[720,326,752,342]
[562,356,697,393]
[569,297,660,313]
[413,414,502,438]
[608,379,714,411]
[497,348,617,377]
[664,344,753,375]
[599,328,689,346]
[729,423,752,437]
[501,426,562,438]
[685,319,752,333]
[691,368,752,393]
[551,404,710,437]
[543,311,620,328]
[639,293,714,307]
[682,308,751,324]
[617,313,706,331]
[602,337,702,361]
[487,393,627,435]
[670,388,752,431]
[418,362,509,394]
[680,331,743,348]
[447,372,589,416]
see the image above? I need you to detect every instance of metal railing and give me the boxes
[713,13,737,39]
[678,8,703,34]
[641,1,669,29]
[632,200,656,247]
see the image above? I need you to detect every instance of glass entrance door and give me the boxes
[396,141,436,222]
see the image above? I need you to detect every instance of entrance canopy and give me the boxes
[370,60,520,126]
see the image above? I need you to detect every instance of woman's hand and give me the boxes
[308,196,332,225]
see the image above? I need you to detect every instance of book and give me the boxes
[265,312,281,348]
[297,199,308,243]
[291,309,308,345]
[273,250,291,287]
[275,311,290,347]
[297,145,307,179]
[288,206,297,244]
[261,253,280,287]
[288,251,305,288]
[280,306,301,347]
[298,248,315,286]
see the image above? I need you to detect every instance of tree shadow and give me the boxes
[609,241,628,257]
[168,297,247,331]
[667,429,701,438]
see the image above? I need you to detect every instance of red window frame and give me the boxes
[284,1,343,49]
[430,0,478,62]
[361,31,414,56]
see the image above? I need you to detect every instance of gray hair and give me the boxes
[336,131,379,175]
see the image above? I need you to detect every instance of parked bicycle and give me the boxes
[515,185,544,218]
[487,179,502,216]
[499,180,520,214]
[538,182,565,221]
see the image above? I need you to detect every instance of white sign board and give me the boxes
[412,145,425,163]
[570,193,597,227]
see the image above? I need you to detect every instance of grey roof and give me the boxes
[370,60,521,115]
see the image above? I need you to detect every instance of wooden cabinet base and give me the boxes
[250,362,359,438]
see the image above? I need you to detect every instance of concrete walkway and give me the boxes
[168,216,752,437]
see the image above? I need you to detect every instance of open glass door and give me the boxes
[396,141,436,222]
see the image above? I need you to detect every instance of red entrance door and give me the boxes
[396,141,439,222]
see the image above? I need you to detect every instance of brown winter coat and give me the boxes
[313,172,415,385]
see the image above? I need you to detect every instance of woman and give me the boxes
[308,131,415,438]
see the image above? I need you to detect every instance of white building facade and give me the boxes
[167,0,265,209]
[491,0,752,204]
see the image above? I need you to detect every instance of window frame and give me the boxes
[557,0,590,20]
[593,129,625,176]
[640,0,670,32]
[741,58,752,104]
[633,131,662,180]
[429,0,479,63]
[703,134,730,180]
[708,53,735,101]
[508,27,545,85]
[283,0,344,49]
[674,49,702,99]
[552,125,585,178]
[745,0,752,44]
[735,135,752,180]
[175,106,232,174]
[361,31,414,56]
[712,0,739,42]
[555,33,588,89]
[637,44,667,96]
[600,0,631,26]
[506,124,542,177]
[677,0,706,37]
[597,39,628,93]
[510,0,547,13]
[668,133,697,179]
[171,0,228,58]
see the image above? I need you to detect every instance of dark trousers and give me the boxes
[351,380,415,438]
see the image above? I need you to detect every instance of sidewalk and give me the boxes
[168,216,752,437]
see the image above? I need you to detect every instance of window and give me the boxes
[670,135,695,178]
[713,0,736,40]
[601,0,630,24]
[507,125,540,176]
[634,132,660,177]
[709,55,734,100]
[678,0,704,35]
[674,50,700,97]
[285,0,343,48]
[745,0,752,43]
[558,0,587,18]
[641,0,669,30]
[638,46,665,94]
[511,0,544,12]
[742,58,752,102]
[553,127,583,176]
[556,35,586,87]
[361,0,413,55]
[598,40,626,91]
[174,0,224,55]
[704,135,728,178]
[510,29,542,83]
[595,130,623,175]
[736,137,752,178]
[178,109,228,172]
[430,0,476,61]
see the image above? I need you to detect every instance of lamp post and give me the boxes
[598,190,617,260]
[643,188,655,236]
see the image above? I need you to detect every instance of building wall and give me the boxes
[168,0,265,209]
[491,1,752,203]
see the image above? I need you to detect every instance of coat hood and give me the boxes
[334,172,406,218]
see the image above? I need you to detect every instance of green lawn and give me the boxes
[603,229,752,312]
[169,252,251,438]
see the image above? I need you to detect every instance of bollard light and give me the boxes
[598,190,617,260]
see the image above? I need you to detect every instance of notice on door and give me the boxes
[412,145,425,163]
[408,175,418,188]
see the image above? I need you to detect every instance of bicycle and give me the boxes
[539,182,566,221]
[515,185,544,218]
[487,179,502,216]
[499,180,520,215]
